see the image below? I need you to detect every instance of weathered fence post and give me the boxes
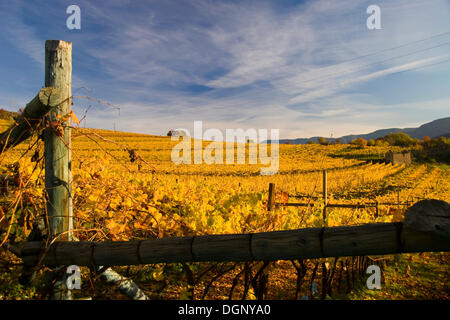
[44,40,73,241]
[323,170,327,225]
[0,88,61,152]
[267,183,275,211]
[375,200,379,218]
[44,40,73,300]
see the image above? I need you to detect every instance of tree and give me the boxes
[318,137,327,145]
[367,139,376,147]
[375,139,387,147]
[352,137,367,148]
[307,140,317,144]
[383,132,417,147]
[416,136,450,164]
[167,130,173,137]
[422,136,450,151]
[422,136,431,143]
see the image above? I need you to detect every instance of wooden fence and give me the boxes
[15,199,450,267]
[267,171,418,221]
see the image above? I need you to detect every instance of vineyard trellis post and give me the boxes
[323,170,327,225]
[44,40,73,299]
[375,200,379,218]
[267,182,275,211]
[44,40,73,242]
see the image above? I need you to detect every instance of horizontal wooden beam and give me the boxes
[20,223,449,267]
[0,87,62,152]
[283,203,375,208]
[20,200,450,267]
[326,204,376,209]
[290,195,321,200]
[281,202,411,208]
[283,202,315,207]
[377,202,412,206]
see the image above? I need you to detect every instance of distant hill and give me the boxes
[276,117,450,144]
[407,118,450,140]
[0,108,19,120]
[0,108,18,131]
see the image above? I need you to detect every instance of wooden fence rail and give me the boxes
[19,199,450,268]
[282,202,413,208]
[0,87,62,151]
[267,172,416,220]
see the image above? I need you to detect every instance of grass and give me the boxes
[347,253,450,300]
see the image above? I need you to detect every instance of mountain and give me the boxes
[408,118,450,140]
[276,117,450,144]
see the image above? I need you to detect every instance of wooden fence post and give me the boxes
[20,200,450,267]
[44,40,73,241]
[375,200,379,218]
[268,183,275,211]
[323,170,327,225]
[44,40,73,300]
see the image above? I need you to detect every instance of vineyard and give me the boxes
[1,126,449,300]
[0,39,448,301]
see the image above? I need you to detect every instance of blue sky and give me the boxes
[0,0,449,139]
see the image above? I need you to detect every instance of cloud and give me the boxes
[0,1,45,65]
[1,0,449,139]
[288,54,450,105]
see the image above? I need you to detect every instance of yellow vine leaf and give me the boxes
[70,110,80,125]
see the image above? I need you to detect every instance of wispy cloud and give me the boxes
[0,1,45,65]
[288,54,450,105]
[1,0,449,138]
